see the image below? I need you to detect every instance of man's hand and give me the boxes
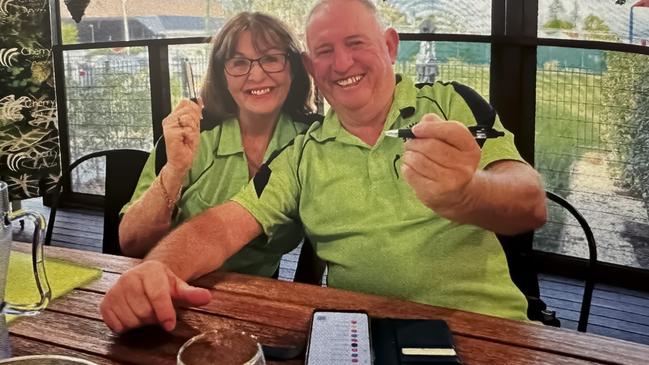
[162,98,204,177]
[401,113,481,217]
[99,261,212,333]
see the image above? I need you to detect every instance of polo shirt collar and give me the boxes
[310,74,418,144]
[310,108,342,143]
[386,74,418,130]
[216,117,243,156]
[264,113,299,160]
[216,114,296,159]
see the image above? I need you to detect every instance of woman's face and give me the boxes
[225,30,293,119]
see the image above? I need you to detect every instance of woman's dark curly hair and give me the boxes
[201,12,315,122]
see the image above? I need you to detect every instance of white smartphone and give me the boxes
[305,310,372,365]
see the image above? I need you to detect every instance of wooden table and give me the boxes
[8,242,649,364]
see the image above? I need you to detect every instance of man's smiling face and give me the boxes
[304,0,398,118]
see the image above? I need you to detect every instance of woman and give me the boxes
[119,12,315,278]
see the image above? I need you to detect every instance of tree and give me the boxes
[601,52,649,216]
[544,0,574,31]
[548,0,566,22]
[570,1,580,29]
[582,15,617,41]
[62,23,79,44]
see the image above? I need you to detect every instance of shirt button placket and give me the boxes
[368,150,385,190]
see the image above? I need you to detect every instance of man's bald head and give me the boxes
[306,0,385,32]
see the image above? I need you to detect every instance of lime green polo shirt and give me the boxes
[123,114,307,277]
[233,75,529,320]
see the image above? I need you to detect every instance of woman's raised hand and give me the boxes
[161,98,204,176]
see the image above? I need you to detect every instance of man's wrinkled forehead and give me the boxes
[306,0,381,47]
[308,0,378,18]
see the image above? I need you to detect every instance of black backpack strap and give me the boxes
[415,81,498,148]
[449,81,497,149]
[252,113,322,198]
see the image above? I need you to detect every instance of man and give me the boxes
[100,0,546,333]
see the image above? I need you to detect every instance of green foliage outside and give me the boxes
[61,23,78,44]
[544,19,575,31]
[601,52,649,215]
[583,15,617,41]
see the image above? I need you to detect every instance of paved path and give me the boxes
[550,152,649,269]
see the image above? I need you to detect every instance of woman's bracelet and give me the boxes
[158,173,182,209]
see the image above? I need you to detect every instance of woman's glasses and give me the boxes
[224,53,288,77]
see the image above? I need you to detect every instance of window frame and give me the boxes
[50,0,649,290]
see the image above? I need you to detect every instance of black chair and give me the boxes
[499,190,598,332]
[293,238,326,285]
[44,149,149,255]
[546,190,597,332]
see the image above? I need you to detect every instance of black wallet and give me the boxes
[371,318,462,365]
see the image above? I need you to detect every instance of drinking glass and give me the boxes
[177,329,265,365]
[0,180,51,316]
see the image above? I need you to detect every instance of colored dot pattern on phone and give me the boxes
[306,311,371,364]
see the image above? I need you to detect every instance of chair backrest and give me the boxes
[293,238,326,285]
[499,190,598,332]
[44,149,149,255]
[545,191,597,332]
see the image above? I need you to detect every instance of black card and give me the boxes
[371,318,462,365]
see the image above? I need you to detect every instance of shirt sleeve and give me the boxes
[478,115,525,169]
[230,137,302,239]
[119,148,157,217]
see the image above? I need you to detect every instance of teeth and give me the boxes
[250,88,271,95]
[336,75,363,87]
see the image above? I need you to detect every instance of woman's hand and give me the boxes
[161,98,204,177]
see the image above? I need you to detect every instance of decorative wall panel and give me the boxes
[0,0,60,199]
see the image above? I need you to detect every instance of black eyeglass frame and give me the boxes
[224,53,289,77]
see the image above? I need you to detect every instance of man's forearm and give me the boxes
[439,160,547,235]
[144,202,263,281]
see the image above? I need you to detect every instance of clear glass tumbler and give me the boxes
[177,329,265,365]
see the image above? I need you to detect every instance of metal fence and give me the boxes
[64,51,153,194]
[534,49,649,269]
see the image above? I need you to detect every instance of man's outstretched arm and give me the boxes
[100,201,263,333]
